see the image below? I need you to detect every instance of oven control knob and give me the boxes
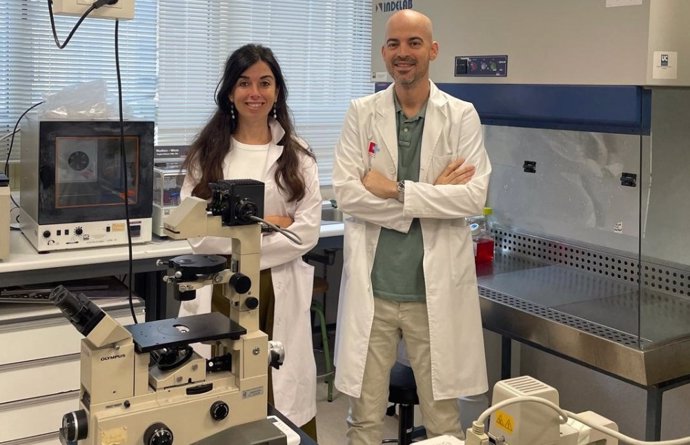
[75,227,83,236]
[42,230,51,238]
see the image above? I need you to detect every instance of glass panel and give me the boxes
[639,87,690,347]
[55,136,139,208]
[480,125,643,343]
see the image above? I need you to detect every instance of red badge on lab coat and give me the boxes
[368,141,378,157]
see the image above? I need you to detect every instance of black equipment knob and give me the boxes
[268,340,285,369]
[229,272,251,294]
[59,409,88,442]
[75,227,83,236]
[245,296,259,310]
[143,423,174,445]
[210,401,230,421]
[43,230,51,238]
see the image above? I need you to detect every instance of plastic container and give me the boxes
[469,207,495,264]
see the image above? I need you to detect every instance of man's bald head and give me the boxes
[385,9,434,43]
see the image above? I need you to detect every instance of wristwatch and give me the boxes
[396,180,405,203]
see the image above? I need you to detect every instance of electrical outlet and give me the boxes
[51,0,135,20]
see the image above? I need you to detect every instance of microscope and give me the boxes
[52,180,289,445]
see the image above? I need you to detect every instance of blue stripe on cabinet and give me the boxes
[374,83,651,135]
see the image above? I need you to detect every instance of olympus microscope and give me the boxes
[51,180,289,445]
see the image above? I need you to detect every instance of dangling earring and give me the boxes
[273,103,277,119]
[230,102,236,120]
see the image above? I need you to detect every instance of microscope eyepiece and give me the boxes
[49,285,106,336]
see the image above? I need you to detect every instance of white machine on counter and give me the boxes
[417,375,690,445]
[152,163,186,237]
[51,180,290,445]
[0,173,9,260]
[464,376,617,445]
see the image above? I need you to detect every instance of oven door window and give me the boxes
[55,136,140,208]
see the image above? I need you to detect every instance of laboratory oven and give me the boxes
[19,119,154,252]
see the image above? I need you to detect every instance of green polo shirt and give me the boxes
[370,94,427,302]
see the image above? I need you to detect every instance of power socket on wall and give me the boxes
[51,0,135,20]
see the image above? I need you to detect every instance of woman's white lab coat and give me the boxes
[179,119,321,426]
[332,82,491,400]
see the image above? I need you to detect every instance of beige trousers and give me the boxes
[347,297,463,445]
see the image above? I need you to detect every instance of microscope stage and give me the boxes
[125,312,247,352]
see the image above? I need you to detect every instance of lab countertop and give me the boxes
[0,222,344,275]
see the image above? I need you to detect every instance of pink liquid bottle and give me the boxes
[472,207,494,265]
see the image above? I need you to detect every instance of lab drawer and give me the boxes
[0,391,78,443]
[0,301,143,366]
[0,299,144,444]
[0,355,78,404]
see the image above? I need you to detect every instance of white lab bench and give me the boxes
[0,223,344,320]
[1,223,344,277]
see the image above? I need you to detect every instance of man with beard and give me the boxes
[332,9,492,444]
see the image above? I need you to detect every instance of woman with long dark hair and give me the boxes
[180,44,321,438]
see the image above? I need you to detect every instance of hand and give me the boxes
[264,215,293,228]
[434,158,476,185]
[362,169,397,199]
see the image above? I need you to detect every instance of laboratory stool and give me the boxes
[383,362,423,444]
[311,276,334,402]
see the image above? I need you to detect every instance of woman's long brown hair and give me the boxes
[182,44,314,202]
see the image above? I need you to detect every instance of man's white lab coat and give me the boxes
[332,81,491,400]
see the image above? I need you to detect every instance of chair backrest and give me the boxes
[388,362,419,405]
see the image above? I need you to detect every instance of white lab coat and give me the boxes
[179,119,321,426]
[332,81,491,400]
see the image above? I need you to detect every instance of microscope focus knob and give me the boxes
[143,423,174,445]
[229,272,251,294]
[245,296,259,310]
[59,409,88,442]
[210,400,230,420]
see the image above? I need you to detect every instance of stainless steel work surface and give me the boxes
[479,264,636,310]
[556,291,690,347]
[477,253,690,386]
